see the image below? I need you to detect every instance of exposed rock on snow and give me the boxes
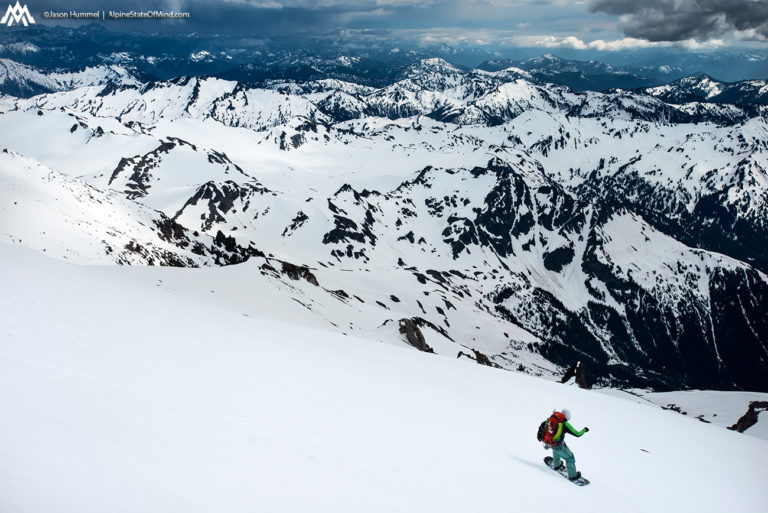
[399,317,435,354]
[560,361,588,389]
[729,401,768,433]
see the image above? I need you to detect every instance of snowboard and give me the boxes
[544,456,590,486]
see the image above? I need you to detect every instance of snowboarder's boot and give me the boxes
[569,471,582,481]
[545,456,565,471]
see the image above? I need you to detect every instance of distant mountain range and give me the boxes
[3,52,768,110]
[2,55,767,392]
[1,23,766,85]
[477,54,680,91]
[643,73,768,105]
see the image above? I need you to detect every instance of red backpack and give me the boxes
[541,411,566,446]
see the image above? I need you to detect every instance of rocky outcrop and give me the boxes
[560,361,588,389]
[280,261,319,286]
[398,318,435,353]
[457,349,500,368]
[728,401,768,433]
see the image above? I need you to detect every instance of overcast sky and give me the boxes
[26,0,768,51]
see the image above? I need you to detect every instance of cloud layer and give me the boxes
[26,0,768,50]
[589,0,768,42]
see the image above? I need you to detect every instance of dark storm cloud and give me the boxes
[27,0,767,48]
[29,0,437,34]
[27,1,588,37]
[30,0,354,34]
[588,0,768,41]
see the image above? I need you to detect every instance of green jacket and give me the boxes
[552,421,587,446]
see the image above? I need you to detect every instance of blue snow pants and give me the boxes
[552,443,578,479]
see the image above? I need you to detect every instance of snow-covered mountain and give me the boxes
[643,73,768,106]
[0,150,261,266]
[0,58,143,98]
[1,57,767,392]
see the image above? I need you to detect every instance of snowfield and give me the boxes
[0,243,765,513]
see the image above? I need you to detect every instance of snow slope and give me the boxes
[633,390,768,440]
[0,150,258,267]
[0,243,764,513]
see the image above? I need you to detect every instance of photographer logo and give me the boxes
[2,2,35,26]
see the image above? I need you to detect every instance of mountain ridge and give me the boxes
[1,56,767,391]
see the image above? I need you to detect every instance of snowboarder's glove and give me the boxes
[584,427,590,432]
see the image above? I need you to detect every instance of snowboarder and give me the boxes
[542,408,589,481]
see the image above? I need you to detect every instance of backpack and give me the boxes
[540,412,566,445]
[536,419,548,441]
